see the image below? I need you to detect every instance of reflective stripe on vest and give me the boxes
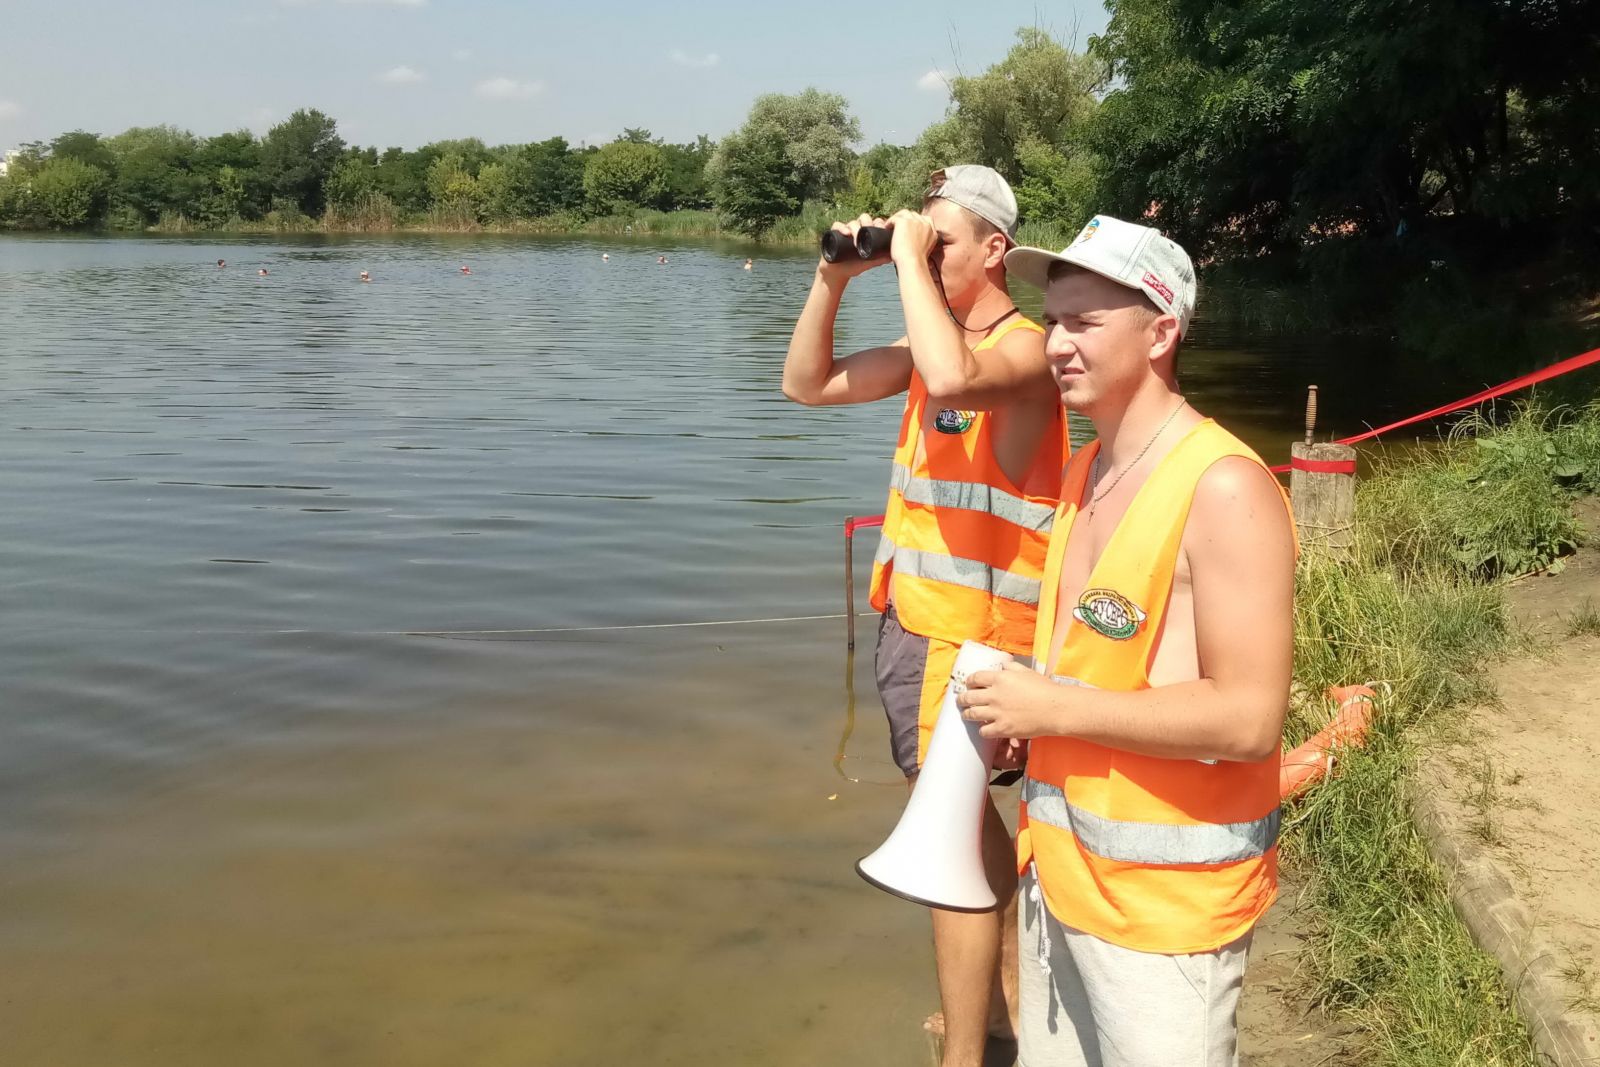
[888,463,1056,530]
[873,541,1042,606]
[1021,777,1280,866]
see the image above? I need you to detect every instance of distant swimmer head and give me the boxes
[602,253,610,261]
[657,255,667,264]
[258,268,269,276]
[744,258,753,270]
[460,265,472,274]
[216,259,226,268]
[359,271,371,282]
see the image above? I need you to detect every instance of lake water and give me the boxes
[0,233,1437,1065]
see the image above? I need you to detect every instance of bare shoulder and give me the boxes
[1188,455,1295,553]
[994,320,1047,362]
[992,320,1056,401]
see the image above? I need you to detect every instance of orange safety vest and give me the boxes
[868,318,1067,654]
[1018,419,1292,954]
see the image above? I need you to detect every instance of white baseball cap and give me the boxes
[1004,215,1198,336]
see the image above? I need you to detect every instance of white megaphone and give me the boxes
[857,641,1013,912]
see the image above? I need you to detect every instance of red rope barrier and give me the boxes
[845,346,1600,526]
[1266,345,1600,473]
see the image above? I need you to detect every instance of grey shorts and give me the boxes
[874,604,931,778]
[1018,868,1252,1067]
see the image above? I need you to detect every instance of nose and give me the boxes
[1044,323,1075,361]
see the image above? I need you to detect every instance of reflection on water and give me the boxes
[0,233,1439,1065]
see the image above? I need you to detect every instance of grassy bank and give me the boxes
[137,203,1082,251]
[1282,404,1600,1065]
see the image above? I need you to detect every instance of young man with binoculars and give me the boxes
[783,166,1066,1067]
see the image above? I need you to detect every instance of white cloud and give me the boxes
[669,49,720,69]
[0,100,22,121]
[917,69,952,91]
[378,65,426,84]
[451,48,473,61]
[475,77,543,101]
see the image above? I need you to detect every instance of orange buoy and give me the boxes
[1279,684,1376,798]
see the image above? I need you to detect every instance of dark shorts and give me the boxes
[874,605,959,777]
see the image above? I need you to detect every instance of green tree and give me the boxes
[894,28,1103,223]
[49,131,117,176]
[426,152,483,219]
[709,131,798,237]
[325,155,378,207]
[582,140,668,214]
[31,157,110,227]
[710,88,860,208]
[660,135,715,211]
[374,147,430,213]
[1014,138,1099,232]
[476,161,515,220]
[106,125,204,224]
[1090,0,1600,258]
[259,109,344,216]
[508,137,585,217]
[946,28,1104,180]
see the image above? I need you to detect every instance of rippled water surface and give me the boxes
[0,233,1431,1065]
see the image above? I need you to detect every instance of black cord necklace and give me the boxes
[954,304,1020,335]
[922,264,1019,338]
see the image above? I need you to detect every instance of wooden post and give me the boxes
[1289,385,1357,560]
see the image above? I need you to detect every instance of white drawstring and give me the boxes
[1029,868,1052,976]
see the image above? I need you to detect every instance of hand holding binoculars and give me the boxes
[819,224,893,264]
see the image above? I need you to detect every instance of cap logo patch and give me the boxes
[1072,218,1101,246]
[1142,271,1174,305]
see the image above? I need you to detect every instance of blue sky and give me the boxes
[0,0,1108,150]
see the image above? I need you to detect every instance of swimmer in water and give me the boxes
[360,271,371,283]
[460,265,472,275]
[744,258,753,271]
[657,255,667,265]
[602,253,610,261]
[258,268,269,276]
[217,259,226,269]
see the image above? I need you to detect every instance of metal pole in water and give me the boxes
[844,520,857,651]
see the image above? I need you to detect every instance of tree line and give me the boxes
[3,3,1596,299]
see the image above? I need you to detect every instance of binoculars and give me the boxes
[820,225,893,264]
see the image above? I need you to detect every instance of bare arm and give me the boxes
[782,265,913,406]
[961,457,1297,763]
[888,209,1055,409]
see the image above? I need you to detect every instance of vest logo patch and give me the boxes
[1073,588,1147,641]
[934,408,976,434]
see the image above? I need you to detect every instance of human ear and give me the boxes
[1148,313,1182,367]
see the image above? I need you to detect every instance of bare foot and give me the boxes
[923,1011,1016,1042]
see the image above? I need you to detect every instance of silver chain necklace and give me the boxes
[1088,398,1188,518]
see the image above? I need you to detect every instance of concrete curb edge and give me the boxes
[1410,781,1600,1066]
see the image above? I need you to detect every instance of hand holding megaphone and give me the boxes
[857,641,1014,912]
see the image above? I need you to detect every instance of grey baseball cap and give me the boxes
[927,165,1019,243]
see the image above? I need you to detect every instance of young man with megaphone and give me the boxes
[784,166,1066,1067]
[959,216,1297,1066]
